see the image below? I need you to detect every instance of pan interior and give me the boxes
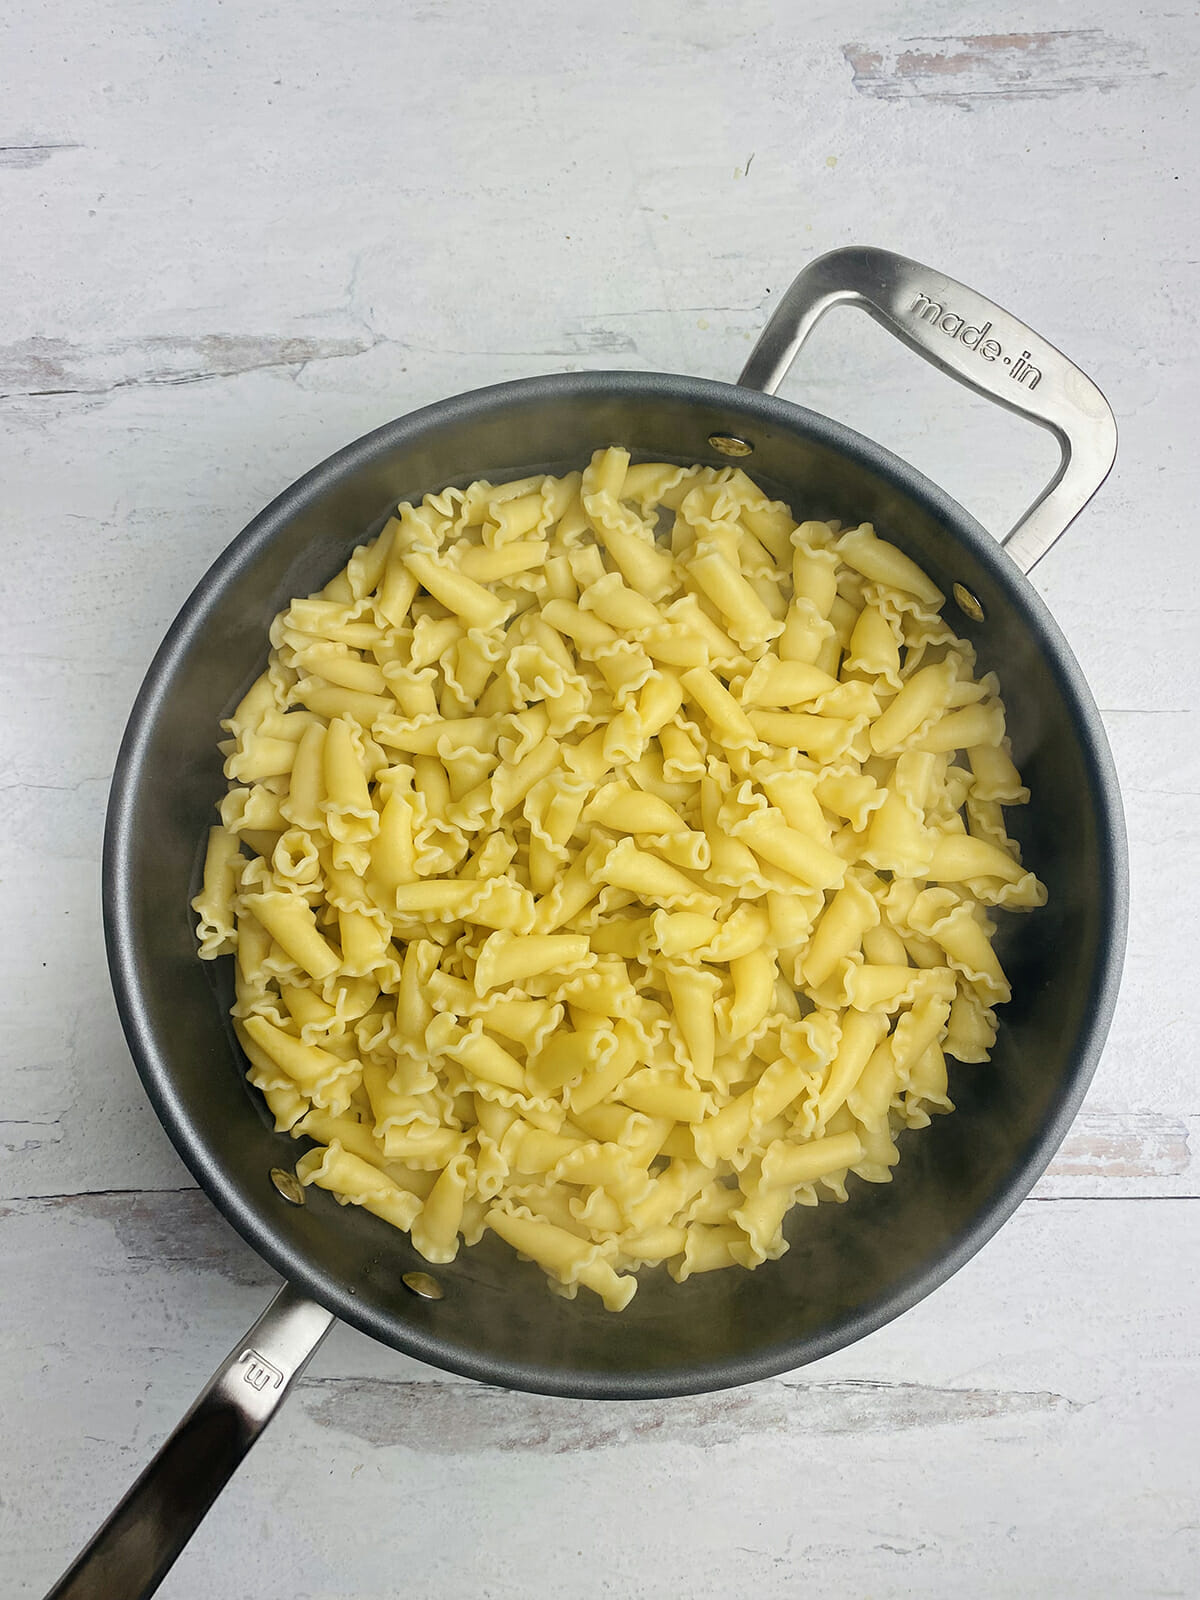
[105,372,1125,1398]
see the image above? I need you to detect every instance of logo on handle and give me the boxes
[237,1348,284,1391]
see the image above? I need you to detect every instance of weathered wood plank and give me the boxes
[841,30,1163,104]
[4,1191,1195,1599]
[2,1,1197,1595]
[1034,1111,1199,1198]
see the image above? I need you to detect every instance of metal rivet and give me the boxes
[402,1271,444,1301]
[953,583,985,622]
[708,433,754,458]
[270,1167,306,1206]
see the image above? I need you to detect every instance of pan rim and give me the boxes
[102,368,1128,1399]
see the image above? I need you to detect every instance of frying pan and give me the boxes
[49,247,1126,1599]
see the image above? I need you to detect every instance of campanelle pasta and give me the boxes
[194,448,1046,1311]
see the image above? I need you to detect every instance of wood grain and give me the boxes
[842,31,1160,104]
[6,1191,1196,1599]
[2,1,1196,1595]
[0,331,379,399]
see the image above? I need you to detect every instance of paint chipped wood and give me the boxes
[1034,1112,1199,1198]
[2,1,1197,1596]
[7,1194,1197,1597]
[0,330,378,400]
[842,31,1159,103]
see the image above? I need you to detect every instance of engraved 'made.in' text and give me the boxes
[909,292,1041,388]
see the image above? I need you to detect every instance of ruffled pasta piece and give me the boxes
[555,958,639,1022]
[242,1014,361,1114]
[843,600,904,690]
[548,1017,636,1110]
[617,1066,714,1124]
[664,595,744,671]
[926,832,1047,910]
[392,874,537,936]
[619,460,694,514]
[241,891,341,982]
[486,1204,637,1310]
[680,666,759,750]
[407,1154,473,1264]
[839,959,954,1015]
[549,1136,657,1210]
[298,1140,423,1231]
[737,657,839,708]
[233,1019,311,1130]
[968,739,1030,805]
[813,767,886,831]
[288,671,396,726]
[477,995,564,1058]
[472,929,594,995]
[729,806,847,893]
[193,826,244,957]
[715,947,778,1044]
[834,1055,898,1147]
[223,671,287,740]
[669,1223,744,1282]
[747,708,861,764]
[861,788,935,878]
[581,448,677,600]
[578,569,670,640]
[593,835,721,916]
[910,701,1007,756]
[835,523,944,608]
[686,543,786,654]
[944,986,999,1062]
[728,1179,794,1268]
[282,974,363,1041]
[966,795,1020,854]
[849,1114,901,1185]
[583,778,706,864]
[800,872,881,989]
[905,888,1011,1004]
[291,1108,384,1168]
[373,711,501,760]
[294,643,389,700]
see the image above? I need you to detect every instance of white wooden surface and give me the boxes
[2,3,1197,1596]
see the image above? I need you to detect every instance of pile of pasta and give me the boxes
[193,447,1045,1312]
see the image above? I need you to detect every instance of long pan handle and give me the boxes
[45,1284,335,1600]
[738,245,1117,575]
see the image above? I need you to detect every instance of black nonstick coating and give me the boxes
[102,371,1127,1399]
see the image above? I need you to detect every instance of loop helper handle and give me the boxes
[738,245,1117,574]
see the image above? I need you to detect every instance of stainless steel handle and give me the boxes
[738,245,1117,575]
[44,1284,335,1600]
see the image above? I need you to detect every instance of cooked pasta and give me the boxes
[194,447,1045,1311]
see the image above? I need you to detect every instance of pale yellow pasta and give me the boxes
[193,826,243,956]
[485,1207,636,1311]
[298,1141,423,1231]
[195,451,1045,1310]
[241,1014,360,1112]
[801,873,880,989]
[680,666,759,749]
[687,545,785,653]
[760,1129,865,1190]
[408,1154,472,1263]
[241,892,341,982]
